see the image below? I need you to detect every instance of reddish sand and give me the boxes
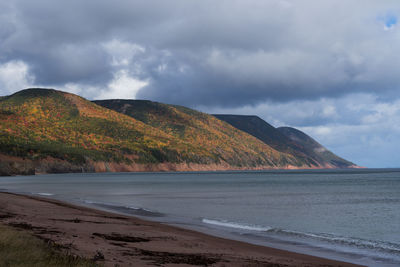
[0,192,364,267]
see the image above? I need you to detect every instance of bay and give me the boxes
[1,169,399,266]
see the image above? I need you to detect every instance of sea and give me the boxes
[0,169,399,266]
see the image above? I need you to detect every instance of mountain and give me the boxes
[214,115,355,168]
[93,99,307,166]
[0,88,310,175]
[277,127,355,168]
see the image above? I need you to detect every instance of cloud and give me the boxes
[0,0,400,106]
[95,70,148,100]
[2,0,400,166]
[48,70,148,100]
[102,39,145,67]
[0,60,34,94]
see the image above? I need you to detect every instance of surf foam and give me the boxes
[202,218,272,232]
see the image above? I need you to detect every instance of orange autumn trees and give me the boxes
[0,88,305,172]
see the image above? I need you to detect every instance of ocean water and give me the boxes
[0,169,399,266]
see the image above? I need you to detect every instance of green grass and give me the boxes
[0,224,98,267]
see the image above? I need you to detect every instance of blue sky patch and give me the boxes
[378,12,398,29]
[385,14,397,28]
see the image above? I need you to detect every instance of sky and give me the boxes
[0,0,399,167]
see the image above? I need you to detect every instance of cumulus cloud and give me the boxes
[0,60,34,94]
[95,70,148,100]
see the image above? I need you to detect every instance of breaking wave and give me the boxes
[202,218,400,257]
[202,218,273,231]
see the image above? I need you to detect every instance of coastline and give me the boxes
[0,192,363,267]
[0,153,363,177]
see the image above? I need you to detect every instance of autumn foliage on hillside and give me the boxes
[0,89,303,169]
[94,99,302,167]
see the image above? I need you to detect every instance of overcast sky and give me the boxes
[1,0,399,167]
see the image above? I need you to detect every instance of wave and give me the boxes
[84,200,164,217]
[272,229,400,255]
[202,218,273,231]
[202,218,400,256]
[36,192,54,196]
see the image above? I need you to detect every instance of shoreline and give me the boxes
[0,152,363,176]
[0,192,363,266]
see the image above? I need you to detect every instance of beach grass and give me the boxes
[0,224,98,267]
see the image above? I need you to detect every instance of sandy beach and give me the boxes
[0,192,364,267]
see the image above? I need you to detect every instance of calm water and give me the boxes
[1,169,399,266]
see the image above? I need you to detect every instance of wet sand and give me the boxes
[0,192,364,267]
